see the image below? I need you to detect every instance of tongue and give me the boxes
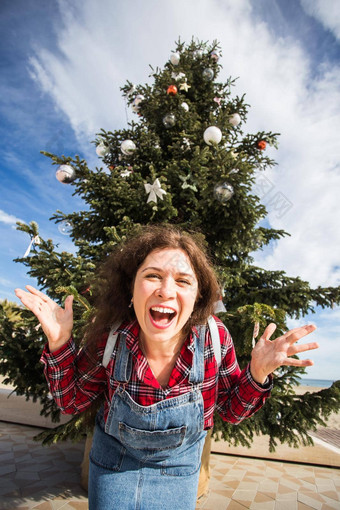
[151,310,172,324]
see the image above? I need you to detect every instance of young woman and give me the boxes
[15,224,318,510]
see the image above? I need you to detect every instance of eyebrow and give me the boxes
[141,266,195,278]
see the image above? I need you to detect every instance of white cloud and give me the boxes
[301,0,340,40]
[0,209,23,226]
[26,0,340,379]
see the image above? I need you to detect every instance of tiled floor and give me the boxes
[0,421,339,510]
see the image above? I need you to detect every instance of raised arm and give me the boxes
[14,285,74,352]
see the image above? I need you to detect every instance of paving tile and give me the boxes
[1,421,340,510]
[225,501,249,509]
[67,502,91,509]
[275,501,297,510]
[298,491,325,510]
[0,463,16,476]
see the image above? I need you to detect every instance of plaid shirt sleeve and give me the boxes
[40,336,107,414]
[215,318,273,424]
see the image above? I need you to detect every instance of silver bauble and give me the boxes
[210,50,220,62]
[58,220,73,235]
[131,94,145,113]
[120,140,136,156]
[170,52,180,65]
[229,113,241,127]
[55,164,76,184]
[96,142,110,157]
[162,113,176,128]
[193,50,203,59]
[214,182,234,204]
[202,68,214,81]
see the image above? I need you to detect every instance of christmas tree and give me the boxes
[1,39,339,452]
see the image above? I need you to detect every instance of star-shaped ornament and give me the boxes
[179,80,191,92]
[121,167,133,177]
[179,173,197,192]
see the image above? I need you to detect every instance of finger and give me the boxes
[14,288,36,309]
[287,342,319,356]
[64,295,74,314]
[14,288,45,317]
[286,324,317,344]
[282,358,314,367]
[261,323,277,341]
[25,285,54,304]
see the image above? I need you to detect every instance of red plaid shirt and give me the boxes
[40,316,272,429]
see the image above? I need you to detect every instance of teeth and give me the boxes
[151,306,176,314]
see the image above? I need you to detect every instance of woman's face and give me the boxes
[133,248,198,346]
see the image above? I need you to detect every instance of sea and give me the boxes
[299,378,335,388]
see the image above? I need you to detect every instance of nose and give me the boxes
[156,277,176,299]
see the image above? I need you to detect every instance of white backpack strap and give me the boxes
[102,322,121,368]
[207,316,221,368]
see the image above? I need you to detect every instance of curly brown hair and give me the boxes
[85,224,220,351]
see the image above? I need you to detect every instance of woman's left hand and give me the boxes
[250,323,319,385]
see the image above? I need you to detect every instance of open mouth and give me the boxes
[149,306,177,329]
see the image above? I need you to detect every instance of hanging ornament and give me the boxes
[203,126,222,145]
[109,165,115,171]
[144,178,167,204]
[171,71,186,81]
[181,138,191,151]
[210,50,220,62]
[162,113,176,128]
[125,84,136,97]
[96,142,110,157]
[179,174,197,192]
[56,164,76,184]
[23,235,40,258]
[58,220,73,235]
[121,167,133,178]
[257,140,267,150]
[230,150,238,159]
[202,68,214,81]
[181,102,189,112]
[193,49,203,59]
[213,97,222,106]
[214,182,234,204]
[167,85,178,96]
[121,140,136,155]
[229,113,241,127]
[170,52,180,65]
[179,80,191,92]
[131,94,145,113]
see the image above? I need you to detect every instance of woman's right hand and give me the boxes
[14,285,74,352]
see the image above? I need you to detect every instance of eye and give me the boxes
[177,279,191,285]
[145,273,161,279]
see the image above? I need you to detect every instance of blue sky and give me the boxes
[1,0,339,380]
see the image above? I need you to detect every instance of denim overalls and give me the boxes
[89,327,207,510]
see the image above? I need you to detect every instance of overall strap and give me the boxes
[113,333,133,383]
[208,316,222,368]
[188,325,206,384]
[102,321,121,368]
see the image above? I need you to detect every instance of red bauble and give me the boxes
[167,85,178,96]
[257,140,267,150]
